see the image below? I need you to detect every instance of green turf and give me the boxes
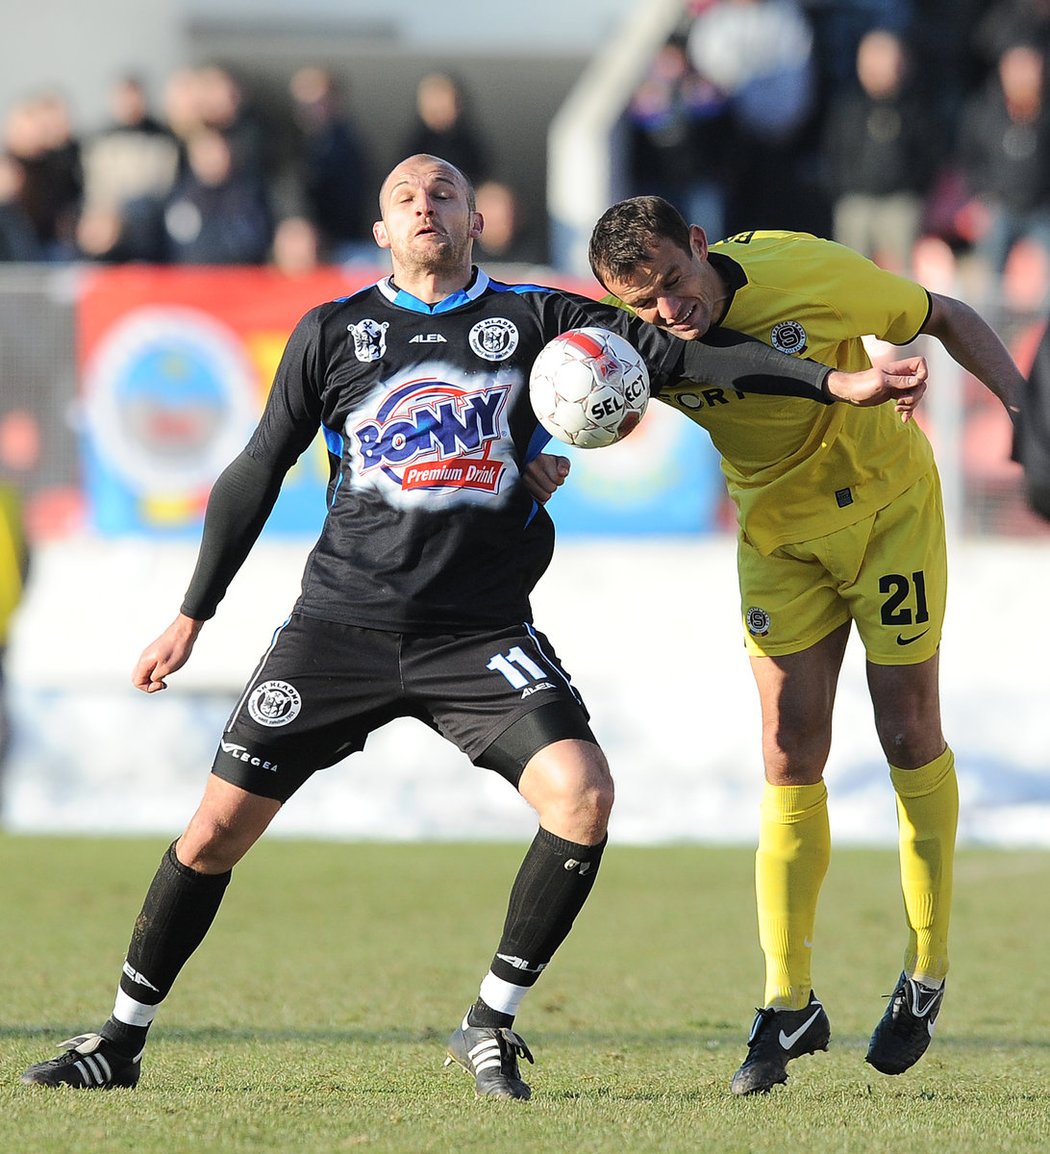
[2,835,1047,1153]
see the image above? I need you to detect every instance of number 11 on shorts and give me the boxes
[487,646,547,688]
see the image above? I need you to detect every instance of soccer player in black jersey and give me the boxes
[20,155,926,1100]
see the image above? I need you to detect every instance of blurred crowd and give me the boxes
[630,0,1050,304]
[0,62,545,274]
[4,0,1050,298]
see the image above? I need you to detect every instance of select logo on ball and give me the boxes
[529,327,650,449]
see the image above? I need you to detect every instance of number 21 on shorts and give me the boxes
[879,570,929,626]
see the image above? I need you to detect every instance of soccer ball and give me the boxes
[529,327,650,449]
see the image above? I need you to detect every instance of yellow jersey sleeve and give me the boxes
[652,233,936,552]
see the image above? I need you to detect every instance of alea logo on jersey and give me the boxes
[353,376,510,493]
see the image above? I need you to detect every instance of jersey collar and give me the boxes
[708,251,747,324]
[377,266,490,314]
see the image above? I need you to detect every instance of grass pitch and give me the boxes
[2,835,1048,1154]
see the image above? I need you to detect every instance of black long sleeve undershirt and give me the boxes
[180,451,284,621]
[676,328,834,402]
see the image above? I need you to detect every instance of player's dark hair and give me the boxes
[588,196,691,288]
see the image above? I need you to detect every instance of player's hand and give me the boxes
[523,453,571,503]
[824,355,928,423]
[132,613,204,693]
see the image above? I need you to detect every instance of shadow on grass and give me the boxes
[5,1022,1048,1053]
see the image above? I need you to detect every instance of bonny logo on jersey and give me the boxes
[770,320,807,354]
[347,319,389,362]
[353,377,509,493]
[247,680,302,727]
[468,317,518,361]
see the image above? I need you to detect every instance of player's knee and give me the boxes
[552,750,614,821]
[874,704,943,768]
[521,740,614,837]
[762,721,831,782]
[577,763,615,825]
[177,811,264,873]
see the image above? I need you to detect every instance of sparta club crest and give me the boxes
[770,320,808,354]
[745,607,772,637]
[247,680,302,727]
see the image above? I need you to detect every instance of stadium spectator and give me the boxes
[583,195,1023,1094]
[473,178,545,266]
[195,64,271,189]
[821,27,941,273]
[153,127,272,264]
[160,66,206,174]
[954,38,1050,277]
[3,90,82,260]
[398,72,489,185]
[18,153,923,1098]
[0,155,41,261]
[626,33,731,242]
[686,0,819,232]
[269,214,322,277]
[79,74,179,214]
[285,66,372,262]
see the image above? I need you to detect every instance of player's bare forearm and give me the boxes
[925,292,1023,421]
[824,356,928,423]
[523,454,571,502]
[132,613,204,693]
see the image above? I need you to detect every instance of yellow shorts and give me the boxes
[738,471,947,665]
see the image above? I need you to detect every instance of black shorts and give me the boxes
[212,612,595,802]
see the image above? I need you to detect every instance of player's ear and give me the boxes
[688,224,709,261]
[373,219,390,249]
[470,210,484,240]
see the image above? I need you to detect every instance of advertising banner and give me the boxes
[77,265,724,538]
[78,266,374,536]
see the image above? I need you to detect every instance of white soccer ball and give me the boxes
[529,327,650,449]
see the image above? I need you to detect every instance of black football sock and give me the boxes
[467,998,516,1030]
[100,841,232,1056]
[483,826,607,1001]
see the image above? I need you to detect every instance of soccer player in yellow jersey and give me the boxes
[579,196,1024,1095]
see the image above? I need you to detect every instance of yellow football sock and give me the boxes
[755,781,830,1010]
[890,745,958,984]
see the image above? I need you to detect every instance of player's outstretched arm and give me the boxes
[823,355,928,423]
[923,292,1024,421]
[132,613,204,694]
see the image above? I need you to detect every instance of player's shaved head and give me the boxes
[379,154,476,215]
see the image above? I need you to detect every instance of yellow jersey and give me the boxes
[616,231,936,554]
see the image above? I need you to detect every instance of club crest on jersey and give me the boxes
[353,377,510,493]
[347,319,390,362]
[247,680,302,727]
[746,607,771,637]
[770,320,807,354]
[468,317,519,361]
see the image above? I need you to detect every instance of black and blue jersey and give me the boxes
[181,267,830,632]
